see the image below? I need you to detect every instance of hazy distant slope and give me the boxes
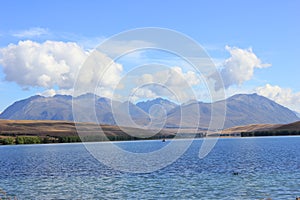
[0,94,149,125]
[224,93,299,127]
[0,95,73,121]
[166,94,299,128]
[1,93,299,129]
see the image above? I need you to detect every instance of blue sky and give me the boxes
[0,0,300,112]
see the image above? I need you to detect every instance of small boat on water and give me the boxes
[162,139,166,142]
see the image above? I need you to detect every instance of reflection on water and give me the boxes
[0,137,299,199]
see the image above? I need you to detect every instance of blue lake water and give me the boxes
[0,137,299,199]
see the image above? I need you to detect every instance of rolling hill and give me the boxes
[0,119,175,140]
[221,121,300,137]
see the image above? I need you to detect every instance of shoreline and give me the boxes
[2,134,300,146]
[1,119,300,145]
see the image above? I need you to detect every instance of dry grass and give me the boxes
[0,119,174,138]
[221,121,300,135]
[221,124,281,134]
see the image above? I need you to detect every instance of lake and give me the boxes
[0,137,299,199]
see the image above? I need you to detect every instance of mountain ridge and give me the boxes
[0,93,299,129]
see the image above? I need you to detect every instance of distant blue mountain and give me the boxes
[136,98,177,114]
[294,111,300,118]
[166,93,300,128]
[0,93,299,129]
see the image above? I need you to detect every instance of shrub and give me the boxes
[0,137,15,145]
[16,136,41,144]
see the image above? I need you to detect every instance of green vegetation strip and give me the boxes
[241,130,300,137]
[0,134,175,145]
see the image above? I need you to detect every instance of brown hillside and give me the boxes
[221,123,281,134]
[275,121,300,131]
[0,120,174,138]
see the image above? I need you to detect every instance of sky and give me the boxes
[0,0,300,112]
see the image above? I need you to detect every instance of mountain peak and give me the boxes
[53,94,72,100]
[228,93,260,100]
[76,93,100,100]
[136,98,178,113]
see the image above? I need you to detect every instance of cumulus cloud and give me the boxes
[12,27,49,38]
[39,89,57,97]
[0,40,87,89]
[130,87,158,102]
[256,84,300,113]
[130,67,200,102]
[137,67,200,87]
[75,50,123,96]
[212,46,271,90]
[0,40,123,98]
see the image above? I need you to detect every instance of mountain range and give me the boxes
[0,93,299,129]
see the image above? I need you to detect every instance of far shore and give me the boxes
[2,133,300,146]
[1,119,300,145]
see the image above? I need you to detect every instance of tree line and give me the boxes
[241,130,300,137]
[0,134,175,145]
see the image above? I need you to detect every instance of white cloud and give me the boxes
[38,88,76,97]
[129,67,200,102]
[137,67,200,87]
[130,87,158,102]
[74,50,123,97]
[39,89,57,97]
[1,39,280,106]
[0,40,123,98]
[12,27,49,38]
[256,84,300,112]
[0,40,87,89]
[212,46,271,90]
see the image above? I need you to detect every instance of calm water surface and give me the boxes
[0,137,299,199]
